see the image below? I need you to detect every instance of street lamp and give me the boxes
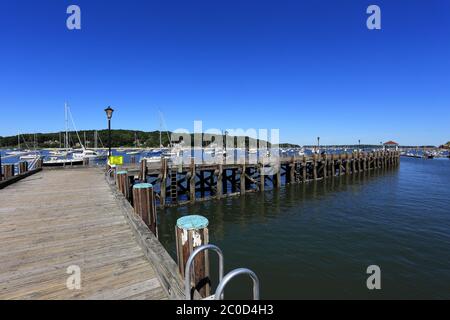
[358,139,361,152]
[104,106,114,157]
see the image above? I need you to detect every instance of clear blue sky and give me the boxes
[0,0,449,145]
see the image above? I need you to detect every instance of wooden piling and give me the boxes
[216,164,223,198]
[352,152,357,173]
[175,215,210,298]
[240,164,246,194]
[139,159,147,182]
[3,164,15,180]
[189,159,196,203]
[276,163,281,188]
[331,154,336,177]
[18,162,28,175]
[345,154,351,175]
[289,156,295,183]
[313,155,318,180]
[116,170,130,200]
[132,183,157,236]
[302,156,307,181]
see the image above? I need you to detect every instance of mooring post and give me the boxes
[338,154,342,175]
[4,164,15,180]
[259,162,265,192]
[175,215,210,298]
[275,162,281,188]
[131,155,136,164]
[352,152,357,174]
[345,154,351,175]
[322,154,327,179]
[18,161,28,175]
[331,154,336,177]
[132,183,157,236]
[313,154,318,180]
[363,152,367,171]
[216,164,223,198]
[189,158,196,203]
[116,170,130,199]
[240,164,246,194]
[289,156,295,183]
[302,156,307,181]
[83,158,90,167]
[139,158,147,182]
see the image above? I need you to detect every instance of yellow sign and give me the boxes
[108,156,123,165]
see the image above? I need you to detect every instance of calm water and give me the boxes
[158,157,450,299]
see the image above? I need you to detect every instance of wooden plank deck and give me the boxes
[0,167,168,300]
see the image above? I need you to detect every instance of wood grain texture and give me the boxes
[0,168,167,300]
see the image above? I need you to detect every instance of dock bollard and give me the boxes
[116,170,130,199]
[175,215,210,298]
[139,159,147,182]
[132,183,157,236]
[3,164,15,180]
[19,162,28,175]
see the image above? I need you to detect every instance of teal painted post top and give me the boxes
[177,215,209,230]
[133,183,153,189]
[116,170,127,175]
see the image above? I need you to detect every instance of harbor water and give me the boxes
[158,157,450,299]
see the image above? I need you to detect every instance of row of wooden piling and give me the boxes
[110,166,211,299]
[110,151,400,299]
[0,159,43,181]
[133,150,400,208]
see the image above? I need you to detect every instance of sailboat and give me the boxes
[126,132,142,155]
[44,103,84,167]
[7,132,30,156]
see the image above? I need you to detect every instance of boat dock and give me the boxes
[0,167,183,300]
[122,151,401,208]
[0,150,400,300]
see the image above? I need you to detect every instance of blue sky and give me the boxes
[0,0,449,145]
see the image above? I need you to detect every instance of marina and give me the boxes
[1,0,450,304]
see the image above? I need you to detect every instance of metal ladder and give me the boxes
[170,168,178,203]
[184,244,260,300]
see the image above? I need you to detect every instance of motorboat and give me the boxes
[43,157,84,167]
[72,149,107,160]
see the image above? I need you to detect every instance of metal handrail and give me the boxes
[214,268,260,300]
[185,244,224,300]
[105,167,116,184]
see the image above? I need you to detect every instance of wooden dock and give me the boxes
[0,167,170,300]
[121,151,401,208]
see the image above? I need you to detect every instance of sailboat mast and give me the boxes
[159,113,162,148]
[65,102,69,153]
[18,131,20,150]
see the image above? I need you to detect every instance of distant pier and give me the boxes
[121,151,401,208]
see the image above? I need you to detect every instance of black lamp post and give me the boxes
[104,106,114,158]
[358,139,361,151]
